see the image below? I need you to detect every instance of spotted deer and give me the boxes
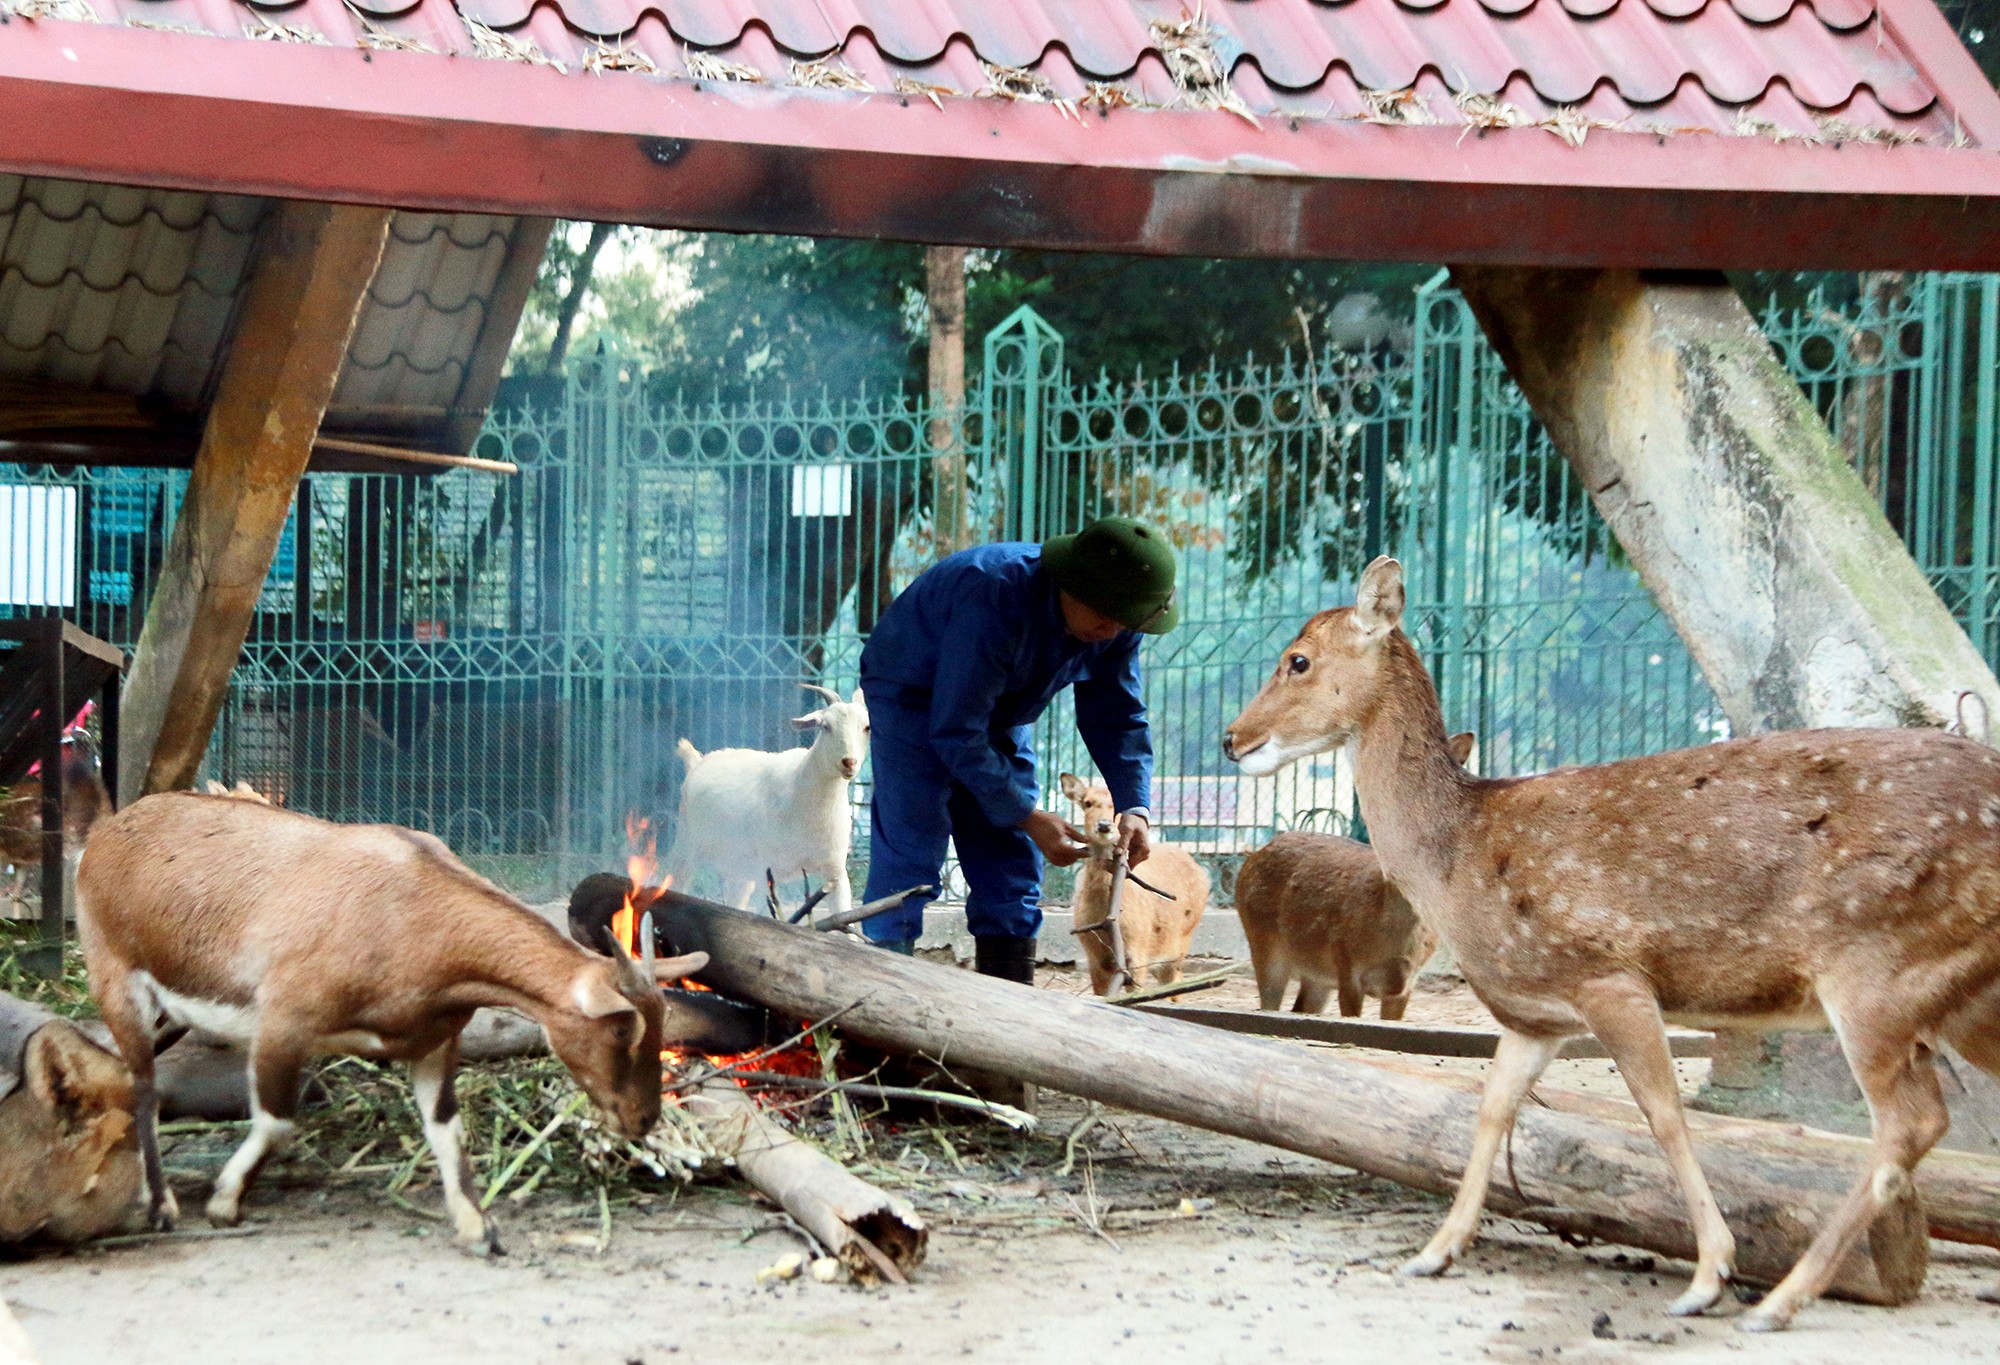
[76,792,701,1252]
[1222,556,2000,1332]
[1234,732,1471,1020]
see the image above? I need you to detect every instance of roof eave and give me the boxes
[7,20,2000,270]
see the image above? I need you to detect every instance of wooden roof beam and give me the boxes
[118,201,392,802]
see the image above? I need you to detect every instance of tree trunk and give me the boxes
[0,992,141,1244]
[926,245,969,555]
[655,892,1950,1304]
[545,222,614,373]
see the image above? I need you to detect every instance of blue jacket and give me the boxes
[860,543,1153,829]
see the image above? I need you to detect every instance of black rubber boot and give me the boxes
[973,935,1037,986]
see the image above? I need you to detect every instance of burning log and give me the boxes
[651,892,1993,1305]
[680,1077,926,1285]
[0,990,142,1244]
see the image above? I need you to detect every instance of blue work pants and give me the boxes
[860,699,1044,943]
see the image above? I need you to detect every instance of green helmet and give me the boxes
[1040,516,1180,635]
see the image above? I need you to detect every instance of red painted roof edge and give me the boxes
[1877,0,2000,147]
[7,20,2000,270]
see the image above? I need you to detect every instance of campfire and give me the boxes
[570,821,927,1283]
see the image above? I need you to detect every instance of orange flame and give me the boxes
[612,812,659,955]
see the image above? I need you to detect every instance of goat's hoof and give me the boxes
[146,1191,179,1233]
[1735,1309,1790,1335]
[454,1220,504,1258]
[1668,1283,1725,1318]
[1399,1248,1453,1279]
[204,1194,243,1227]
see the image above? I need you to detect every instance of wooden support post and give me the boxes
[118,202,392,801]
[925,245,970,553]
[1452,265,2000,1115]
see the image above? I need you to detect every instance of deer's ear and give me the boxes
[1059,773,1086,803]
[1448,732,1478,767]
[1354,556,1406,640]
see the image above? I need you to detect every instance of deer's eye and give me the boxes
[1288,654,1310,675]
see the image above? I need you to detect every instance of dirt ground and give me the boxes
[9,971,2000,1365]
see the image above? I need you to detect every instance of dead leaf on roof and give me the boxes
[685,48,764,84]
[345,2,434,53]
[463,17,567,74]
[893,77,958,111]
[1363,87,1439,127]
[979,62,1081,122]
[584,43,657,75]
[244,13,331,44]
[1453,91,1529,131]
[2,0,96,20]
[788,58,871,92]
[1539,105,1623,148]
[1733,111,1806,144]
[1148,6,1259,129]
[1813,115,1925,147]
[1081,82,1143,113]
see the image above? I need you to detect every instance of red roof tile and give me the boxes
[3,0,1999,268]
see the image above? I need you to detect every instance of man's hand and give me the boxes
[1117,811,1152,868]
[1019,809,1088,867]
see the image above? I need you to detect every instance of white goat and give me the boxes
[666,684,868,919]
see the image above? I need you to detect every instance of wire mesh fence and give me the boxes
[5,273,1997,902]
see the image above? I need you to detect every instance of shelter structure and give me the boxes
[4,0,2000,1125]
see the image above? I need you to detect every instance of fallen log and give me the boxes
[652,891,1977,1305]
[0,991,141,1244]
[679,1078,926,1286]
[1349,1052,2000,1252]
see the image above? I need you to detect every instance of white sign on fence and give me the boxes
[0,485,78,607]
[790,463,854,518]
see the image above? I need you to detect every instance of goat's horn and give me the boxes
[800,683,842,705]
[638,909,657,978]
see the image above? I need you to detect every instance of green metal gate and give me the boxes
[6,275,1999,898]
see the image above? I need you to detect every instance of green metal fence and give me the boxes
[5,274,1998,900]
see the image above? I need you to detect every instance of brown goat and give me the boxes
[1061,774,1210,995]
[76,792,698,1252]
[1224,555,2000,1331]
[1235,732,1473,1020]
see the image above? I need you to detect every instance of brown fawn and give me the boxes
[1223,556,2000,1332]
[1235,732,1470,1019]
[1061,774,1210,995]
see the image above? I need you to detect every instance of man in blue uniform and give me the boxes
[858,516,1178,984]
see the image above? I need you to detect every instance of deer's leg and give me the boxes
[100,970,176,1230]
[1574,975,1735,1317]
[1742,1018,1949,1333]
[1380,992,1413,1022]
[1402,1028,1561,1278]
[411,1038,500,1255]
[1336,969,1364,1018]
[1252,951,1289,1011]
[1293,979,1333,1014]
[207,1028,307,1225]
[1942,1016,2000,1303]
